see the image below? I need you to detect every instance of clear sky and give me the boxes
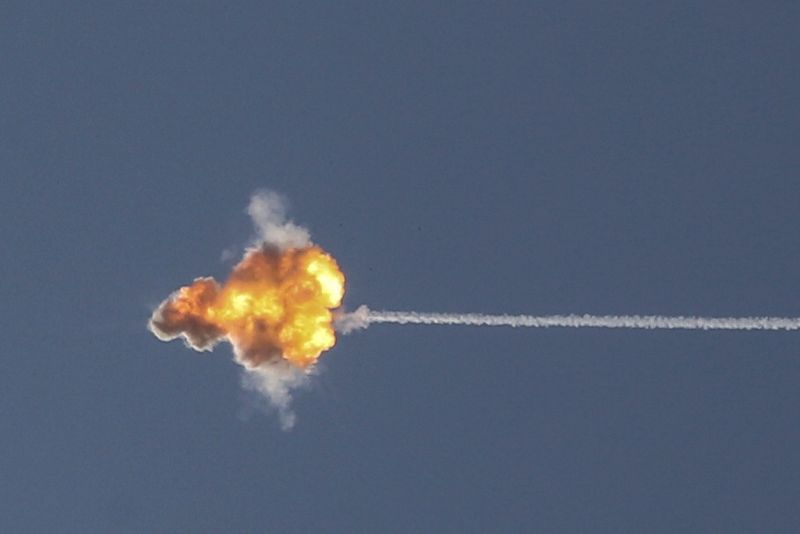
[2,3,799,532]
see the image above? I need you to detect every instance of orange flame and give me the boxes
[150,246,345,368]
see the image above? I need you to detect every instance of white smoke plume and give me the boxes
[337,306,800,332]
[247,190,311,250]
[240,361,310,430]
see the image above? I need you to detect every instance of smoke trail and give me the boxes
[336,305,800,332]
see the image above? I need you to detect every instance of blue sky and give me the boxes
[2,3,800,532]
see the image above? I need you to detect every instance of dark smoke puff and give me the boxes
[148,277,226,350]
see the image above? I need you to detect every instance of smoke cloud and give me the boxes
[247,190,311,250]
[240,361,310,430]
[149,190,344,429]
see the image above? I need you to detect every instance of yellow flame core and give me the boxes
[163,246,345,369]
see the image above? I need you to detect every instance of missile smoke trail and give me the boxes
[336,306,800,332]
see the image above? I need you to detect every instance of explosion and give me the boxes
[148,190,345,429]
[149,245,345,368]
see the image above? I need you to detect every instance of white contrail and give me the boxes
[336,306,800,332]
